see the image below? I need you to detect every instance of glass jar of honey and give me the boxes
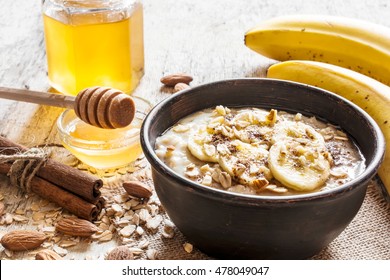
[42,0,144,96]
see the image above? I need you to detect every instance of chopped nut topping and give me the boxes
[219,172,232,189]
[251,178,269,191]
[294,113,302,121]
[266,109,278,125]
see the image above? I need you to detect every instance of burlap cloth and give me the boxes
[142,178,390,260]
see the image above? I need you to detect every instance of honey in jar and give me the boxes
[42,0,144,96]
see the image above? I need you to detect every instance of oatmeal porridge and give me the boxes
[155,106,365,196]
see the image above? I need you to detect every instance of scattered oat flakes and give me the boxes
[129,247,144,255]
[99,222,110,231]
[121,238,136,246]
[138,208,151,223]
[14,208,24,215]
[138,239,150,249]
[92,230,113,242]
[135,226,144,236]
[32,212,45,221]
[53,245,68,257]
[146,215,163,232]
[0,202,4,217]
[12,214,29,222]
[146,204,159,216]
[45,211,59,219]
[1,213,13,225]
[162,228,174,239]
[183,243,193,253]
[120,225,136,237]
[4,249,13,258]
[132,213,140,226]
[117,168,128,175]
[51,236,62,243]
[113,194,127,204]
[146,249,158,260]
[59,240,78,248]
[42,226,56,233]
[162,219,175,238]
[30,202,40,211]
[103,172,116,178]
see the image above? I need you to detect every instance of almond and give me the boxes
[56,217,99,237]
[174,83,191,93]
[123,181,153,199]
[160,73,193,86]
[1,230,46,251]
[35,249,63,260]
[106,246,134,260]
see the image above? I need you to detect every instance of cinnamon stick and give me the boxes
[0,162,99,221]
[0,135,102,203]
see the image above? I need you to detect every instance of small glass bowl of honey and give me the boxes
[57,96,151,170]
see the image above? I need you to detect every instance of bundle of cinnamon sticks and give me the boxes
[0,135,103,221]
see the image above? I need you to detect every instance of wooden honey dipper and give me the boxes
[0,86,136,129]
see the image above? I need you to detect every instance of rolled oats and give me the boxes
[135,226,144,236]
[146,249,158,260]
[138,239,150,249]
[146,215,163,232]
[120,225,136,237]
[183,242,193,253]
[53,245,68,257]
[138,208,151,223]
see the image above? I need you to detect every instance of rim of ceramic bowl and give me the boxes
[141,78,385,204]
[57,95,152,148]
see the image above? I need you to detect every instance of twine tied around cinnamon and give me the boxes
[0,147,50,193]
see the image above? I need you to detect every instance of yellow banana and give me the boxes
[266,60,390,196]
[245,15,390,86]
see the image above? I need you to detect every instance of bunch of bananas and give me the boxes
[244,15,390,196]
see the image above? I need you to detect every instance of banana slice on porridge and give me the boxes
[233,124,274,145]
[187,125,219,163]
[272,121,326,146]
[268,140,332,191]
[230,109,277,144]
[231,108,278,127]
[218,140,272,191]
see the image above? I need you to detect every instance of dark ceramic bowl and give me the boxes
[140,78,385,259]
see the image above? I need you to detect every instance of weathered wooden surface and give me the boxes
[0,0,389,260]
